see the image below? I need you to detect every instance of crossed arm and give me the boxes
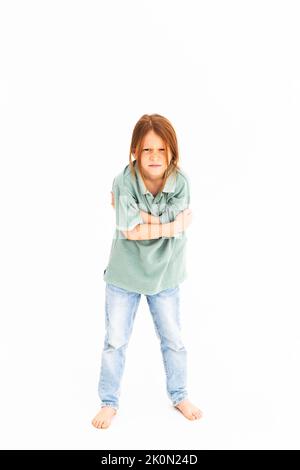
[110,191,191,240]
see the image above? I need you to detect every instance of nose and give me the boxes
[150,151,160,160]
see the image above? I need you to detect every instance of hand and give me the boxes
[140,210,160,224]
[140,210,150,223]
[174,208,192,233]
[111,191,115,208]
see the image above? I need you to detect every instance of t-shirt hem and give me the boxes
[103,272,187,295]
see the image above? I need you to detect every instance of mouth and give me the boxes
[149,164,162,167]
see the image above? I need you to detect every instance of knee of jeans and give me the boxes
[105,331,129,350]
[161,336,186,352]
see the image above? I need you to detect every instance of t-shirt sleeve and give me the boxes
[159,176,190,224]
[112,177,144,231]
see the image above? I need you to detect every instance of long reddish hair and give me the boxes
[128,114,180,191]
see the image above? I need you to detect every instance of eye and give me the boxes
[143,148,149,151]
[159,148,165,151]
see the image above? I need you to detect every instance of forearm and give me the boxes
[140,208,186,225]
[125,221,177,240]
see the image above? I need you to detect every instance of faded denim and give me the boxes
[98,282,188,410]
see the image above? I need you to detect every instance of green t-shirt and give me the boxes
[103,159,190,294]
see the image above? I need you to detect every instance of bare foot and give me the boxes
[174,399,203,420]
[92,406,117,429]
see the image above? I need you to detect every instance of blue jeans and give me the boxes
[98,282,188,410]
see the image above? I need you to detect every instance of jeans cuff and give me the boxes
[172,395,188,407]
[101,403,118,411]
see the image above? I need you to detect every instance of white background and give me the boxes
[0,0,299,450]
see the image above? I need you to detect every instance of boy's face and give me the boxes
[136,130,171,181]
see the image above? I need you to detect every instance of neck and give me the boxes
[144,174,163,184]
